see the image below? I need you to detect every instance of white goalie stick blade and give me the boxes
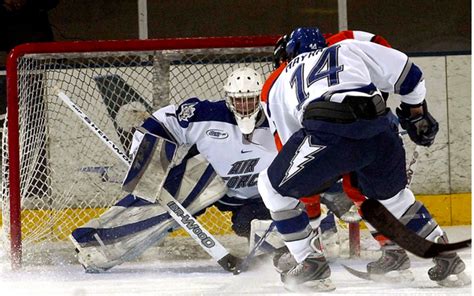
[56,88,240,273]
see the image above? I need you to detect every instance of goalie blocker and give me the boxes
[70,135,228,272]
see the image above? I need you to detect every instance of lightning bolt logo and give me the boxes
[279,136,326,187]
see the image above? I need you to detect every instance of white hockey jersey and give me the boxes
[264,39,426,144]
[131,98,278,205]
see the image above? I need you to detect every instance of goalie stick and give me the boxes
[55,88,240,272]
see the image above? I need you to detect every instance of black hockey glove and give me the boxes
[396,101,439,147]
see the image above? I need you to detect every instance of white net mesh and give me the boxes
[1,42,275,265]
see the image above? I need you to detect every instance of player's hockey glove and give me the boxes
[396,100,439,147]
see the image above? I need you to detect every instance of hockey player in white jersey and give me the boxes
[257,27,468,291]
[69,67,280,272]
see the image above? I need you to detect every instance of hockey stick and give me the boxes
[233,222,276,275]
[344,142,470,282]
[406,144,421,186]
[360,199,471,258]
[358,143,471,258]
[55,88,240,272]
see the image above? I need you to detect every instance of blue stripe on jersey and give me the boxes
[398,63,423,95]
[176,98,237,128]
[274,212,310,234]
[176,97,269,128]
[141,117,176,142]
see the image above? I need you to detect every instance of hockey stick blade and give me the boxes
[361,199,471,258]
[342,264,414,283]
[341,264,373,281]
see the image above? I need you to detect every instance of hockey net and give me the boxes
[0,37,366,268]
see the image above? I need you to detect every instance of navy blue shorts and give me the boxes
[266,123,407,200]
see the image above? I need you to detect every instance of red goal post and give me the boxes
[2,36,361,269]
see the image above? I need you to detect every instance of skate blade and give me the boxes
[436,272,471,287]
[284,278,336,292]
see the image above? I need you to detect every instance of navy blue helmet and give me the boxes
[285,27,327,60]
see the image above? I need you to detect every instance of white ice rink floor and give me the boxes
[0,226,471,296]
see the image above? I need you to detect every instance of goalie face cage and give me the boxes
[2,36,280,268]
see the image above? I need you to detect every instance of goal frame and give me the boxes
[5,35,279,268]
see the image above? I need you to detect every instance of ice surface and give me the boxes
[0,226,471,295]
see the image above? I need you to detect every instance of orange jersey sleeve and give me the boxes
[261,62,287,151]
[326,30,355,45]
[261,62,286,104]
[326,30,391,48]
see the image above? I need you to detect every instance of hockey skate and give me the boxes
[273,247,296,273]
[365,247,414,282]
[428,252,471,287]
[281,253,335,292]
[344,246,414,283]
[273,228,330,273]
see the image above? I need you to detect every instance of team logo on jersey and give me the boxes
[206,129,229,139]
[178,102,198,121]
[279,136,326,187]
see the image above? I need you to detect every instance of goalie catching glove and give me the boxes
[396,100,439,147]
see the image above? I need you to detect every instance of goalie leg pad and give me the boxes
[123,132,192,202]
[71,202,177,272]
[71,155,226,272]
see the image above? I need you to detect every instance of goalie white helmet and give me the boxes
[223,67,263,134]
